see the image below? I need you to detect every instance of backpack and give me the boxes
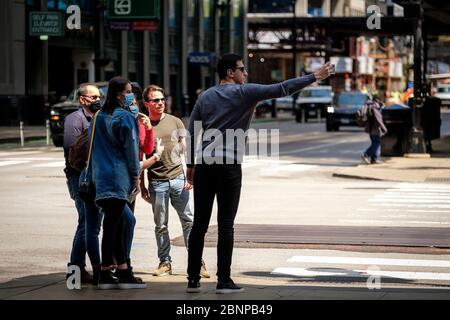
[68,128,89,172]
[355,101,375,127]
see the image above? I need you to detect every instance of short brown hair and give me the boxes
[143,85,165,102]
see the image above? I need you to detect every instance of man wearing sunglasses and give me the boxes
[141,84,210,279]
[63,84,102,284]
[186,53,333,294]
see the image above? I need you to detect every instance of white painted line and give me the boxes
[398,183,450,189]
[387,189,450,193]
[0,151,41,157]
[32,161,65,168]
[374,195,450,200]
[275,164,318,171]
[357,208,450,213]
[0,161,30,167]
[242,163,260,169]
[373,203,450,209]
[370,199,450,204]
[271,267,450,281]
[339,219,450,225]
[384,192,450,196]
[2,157,58,161]
[287,256,450,268]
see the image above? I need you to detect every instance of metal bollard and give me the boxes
[301,109,305,123]
[317,110,321,123]
[19,121,25,147]
[46,119,50,145]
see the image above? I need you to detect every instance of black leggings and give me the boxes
[97,198,127,267]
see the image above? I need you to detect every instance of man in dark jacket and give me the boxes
[63,84,101,284]
[361,99,388,164]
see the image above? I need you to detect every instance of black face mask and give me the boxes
[88,101,101,113]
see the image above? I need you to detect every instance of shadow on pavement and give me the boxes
[2,272,450,300]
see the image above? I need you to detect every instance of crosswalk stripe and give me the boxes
[0,161,30,167]
[271,267,450,281]
[398,183,450,189]
[0,151,41,157]
[32,161,65,167]
[357,208,450,213]
[287,256,450,268]
[339,219,450,225]
[1,157,58,161]
[373,203,450,209]
[370,199,450,204]
[384,192,450,196]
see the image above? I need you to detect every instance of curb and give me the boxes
[332,172,391,181]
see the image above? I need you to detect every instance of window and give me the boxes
[57,0,68,10]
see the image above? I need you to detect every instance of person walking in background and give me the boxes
[90,76,146,289]
[63,84,102,284]
[186,53,333,293]
[140,84,209,278]
[361,97,388,165]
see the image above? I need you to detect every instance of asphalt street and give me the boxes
[1,112,450,293]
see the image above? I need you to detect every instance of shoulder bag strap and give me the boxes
[86,112,98,169]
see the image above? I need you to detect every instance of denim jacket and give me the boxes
[90,107,140,202]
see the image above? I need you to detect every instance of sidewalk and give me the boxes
[333,135,450,183]
[0,125,48,144]
[2,273,450,300]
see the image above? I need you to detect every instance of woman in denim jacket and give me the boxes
[90,77,146,289]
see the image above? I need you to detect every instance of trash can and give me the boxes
[420,96,441,152]
[381,104,413,156]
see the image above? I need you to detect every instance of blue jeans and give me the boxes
[364,134,381,161]
[67,174,87,268]
[149,174,194,262]
[84,200,103,267]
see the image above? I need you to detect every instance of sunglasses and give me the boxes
[149,98,165,103]
[233,66,246,72]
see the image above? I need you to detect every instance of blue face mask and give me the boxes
[129,104,139,118]
[123,93,135,107]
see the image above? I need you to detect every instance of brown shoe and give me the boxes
[200,259,210,278]
[152,261,172,276]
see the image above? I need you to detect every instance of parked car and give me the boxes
[295,86,333,122]
[254,96,294,117]
[434,83,450,107]
[49,81,141,147]
[325,91,369,131]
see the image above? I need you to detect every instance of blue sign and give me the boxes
[188,52,216,66]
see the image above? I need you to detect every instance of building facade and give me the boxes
[0,0,247,125]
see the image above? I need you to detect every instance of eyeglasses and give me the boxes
[233,66,246,72]
[82,95,100,100]
[149,98,165,103]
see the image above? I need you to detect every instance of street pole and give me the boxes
[94,0,106,81]
[41,0,49,116]
[291,0,297,117]
[181,0,188,116]
[408,0,427,154]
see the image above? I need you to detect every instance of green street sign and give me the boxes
[29,12,64,36]
[106,0,160,20]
